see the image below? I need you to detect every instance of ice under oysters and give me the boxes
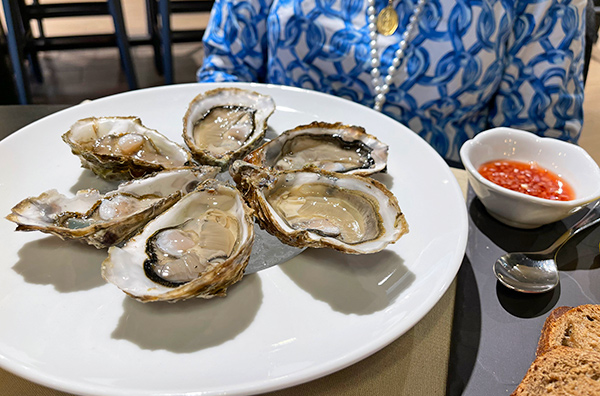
[102,179,255,302]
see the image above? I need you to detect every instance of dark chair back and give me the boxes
[146,0,215,84]
[2,0,137,104]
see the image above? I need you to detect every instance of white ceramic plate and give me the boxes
[0,83,467,396]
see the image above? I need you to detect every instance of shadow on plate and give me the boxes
[13,236,106,292]
[369,171,394,190]
[68,169,121,195]
[263,125,278,141]
[280,248,414,315]
[446,257,482,396]
[111,274,263,353]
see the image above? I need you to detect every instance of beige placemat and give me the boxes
[0,170,468,396]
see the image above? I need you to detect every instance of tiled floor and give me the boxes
[28,43,204,103]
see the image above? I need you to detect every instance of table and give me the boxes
[0,25,20,104]
[449,185,600,395]
[2,105,599,396]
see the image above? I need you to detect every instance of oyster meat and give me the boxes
[230,161,408,254]
[6,167,219,248]
[63,116,193,180]
[244,121,388,175]
[102,179,255,302]
[183,88,275,169]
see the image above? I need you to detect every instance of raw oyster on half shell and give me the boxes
[244,121,388,175]
[183,88,275,169]
[102,179,255,302]
[63,116,193,181]
[6,167,219,248]
[230,161,408,254]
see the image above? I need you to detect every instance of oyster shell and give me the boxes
[182,88,276,169]
[63,116,193,181]
[6,167,219,248]
[230,161,408,254]
[102,179,255,302]
[244,121,388,175]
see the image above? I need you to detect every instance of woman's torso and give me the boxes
[265,0,514,161]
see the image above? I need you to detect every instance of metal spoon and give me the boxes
[493,200,600,293]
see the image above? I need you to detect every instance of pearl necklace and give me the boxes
[367,0,426,111]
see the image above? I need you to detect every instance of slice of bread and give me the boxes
[511,346,600,395]
[536,304,600,356]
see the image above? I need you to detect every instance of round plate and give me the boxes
[0,83,467,396]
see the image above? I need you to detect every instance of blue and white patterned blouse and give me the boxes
[197,0,585,164]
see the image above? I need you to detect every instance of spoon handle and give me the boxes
[543,199,600,255]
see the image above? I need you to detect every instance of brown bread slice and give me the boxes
[511,346,600,395]
[536,306,574,356]
[536,305,600,356]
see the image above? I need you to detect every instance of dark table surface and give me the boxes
[2,105,600,396]
[0,105,69,140]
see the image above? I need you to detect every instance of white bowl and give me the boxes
[459,127,600,228]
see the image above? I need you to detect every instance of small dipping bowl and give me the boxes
[459,127,600,229]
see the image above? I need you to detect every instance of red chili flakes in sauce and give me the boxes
[478,160,575,201]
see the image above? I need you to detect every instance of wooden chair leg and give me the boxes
[107,0,138,90]
[29,0,45,83]
[30,0,45,39]
[17,0,43,83]
[27,52,44,83]
[159,0,174,84]
[146,0,163,75]
[3,0,31,104]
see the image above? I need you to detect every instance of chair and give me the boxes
[2,0,138,104]
[1,18,19,104]
[146,0,214,84]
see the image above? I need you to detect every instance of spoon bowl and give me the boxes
[493,200,600,293]
[494,253,559,293]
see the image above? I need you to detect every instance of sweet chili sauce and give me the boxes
[478,160,575,201]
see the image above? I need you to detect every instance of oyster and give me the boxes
[102,179,255,302]
[182,88,276,169]
[63,116,193,181]
[244,121,388,175]
[230,161,408,254]
[6,167,219,248]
